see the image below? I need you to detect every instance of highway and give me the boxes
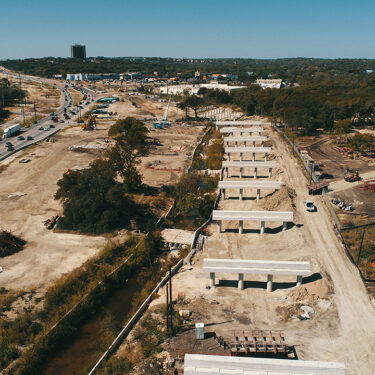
[0,69,95,161]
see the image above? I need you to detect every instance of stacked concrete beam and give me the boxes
[218,180,283,200]
[184,354,346,375]
[216,120,264,128]
[222,160,277,178]
[203,258,311,291]
[212,210,293,235]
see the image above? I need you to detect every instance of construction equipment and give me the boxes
[358,178,375,192]
[153,95,172,129]
[81,113,97,130]
[344,169,360,182]
[307,181,328,195]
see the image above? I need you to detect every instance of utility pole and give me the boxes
[356,228,366,265]
[33,102,37,123]
[166,283,170,331]
[169,266,173,332]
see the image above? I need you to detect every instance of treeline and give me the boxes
[3,57,375,82]
[194,74,375,134]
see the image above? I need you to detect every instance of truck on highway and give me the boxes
[3,124,21,138]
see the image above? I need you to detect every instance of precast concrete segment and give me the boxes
[212,210,293,222]
[222,161,276,168]
[225,146,272,154]
[218,181,283,190]
[216,120,264,126]
[202,259,311,276]
[220,126,263,134]
[224,136,268,144]
[184,354,346,375]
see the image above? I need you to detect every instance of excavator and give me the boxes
[82,113,97,130]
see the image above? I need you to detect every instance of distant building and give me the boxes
[254,79,282,89]
[366,69,373,74]
[66,73,120,81]
[159,82,244,95]
[71,44,86,59]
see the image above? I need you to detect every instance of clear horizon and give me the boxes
[2,0,375,60]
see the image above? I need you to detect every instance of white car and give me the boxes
[304,200,316,212]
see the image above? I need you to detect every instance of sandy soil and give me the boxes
[0,73,61,129]
[132,126,375,375]
[0,98,203,292]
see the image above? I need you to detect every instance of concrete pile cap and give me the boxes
[184,354,346,374]
[225,147,272,153]
[212,210,294,221]
[161,228,195,244]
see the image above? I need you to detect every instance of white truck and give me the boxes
[3,124,21,138]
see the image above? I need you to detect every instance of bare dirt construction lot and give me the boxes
[0,100,204,296]
[115,127,375,375]
[296,134,375,221]
[0,73,61,130]
[140,123,206,187]
[0,125,109,291]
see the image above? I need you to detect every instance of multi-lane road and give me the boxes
[0,70,95,161]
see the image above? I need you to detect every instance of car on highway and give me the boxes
[17,135,25,140]
[44,127,50,131]
[7,145,14,151]
[5,141,12,146]
[49,124,55,128]
[60,119,64,123]
[27,135,33,140]
[304,200,316,212]
[39,126,44,130]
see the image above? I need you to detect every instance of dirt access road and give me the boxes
[273,131,375,373]
[144,127,375,375]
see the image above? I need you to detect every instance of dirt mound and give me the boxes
[304,278,331,299]
[287,278,331,303]
[0,231,26,257]
[261,186,296,211]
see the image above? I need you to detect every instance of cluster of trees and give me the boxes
[205,131,224,170]
[0,78,25,121]
[2,57,375,83]
[193,74,375,134]
[55,117,155,234]
[171,173,218,224]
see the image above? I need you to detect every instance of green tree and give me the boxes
[55,159,136,234]
[108,117,150,156]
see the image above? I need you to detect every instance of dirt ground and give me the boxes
[0,99,203,293]
[297,135,375,220]
[0,73,61,129]
[119,126,375,375]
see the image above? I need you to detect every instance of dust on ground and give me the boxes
[114,126,375,375]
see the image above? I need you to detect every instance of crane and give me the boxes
[153,95,173,129]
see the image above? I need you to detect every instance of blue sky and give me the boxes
[1,0,375,59]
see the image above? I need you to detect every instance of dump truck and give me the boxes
[3,124,21,138]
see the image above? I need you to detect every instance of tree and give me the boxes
[108,117,150,156]
[185,95,204,118]
[206,139,224,170]
[332,119,351,134]
[107,140,142,192]
[55,159,136,234]
[350,133,374,153]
